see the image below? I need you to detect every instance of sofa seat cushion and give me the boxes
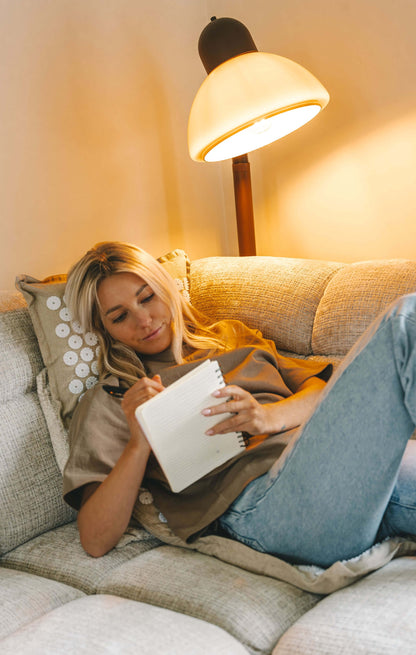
[0,568,84,640]
[272,557,416,654]
[0,594,248,655]
[0,522,161,594]
[97,544,320,655]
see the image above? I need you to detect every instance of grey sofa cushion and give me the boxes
[0,568,84,639]
[1,523,319,655]
[98,544,320,655]
[0,595,249,655]
[0,522,161,594]
[273,558,416,654]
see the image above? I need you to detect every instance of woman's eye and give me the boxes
[112,312,127,324]
[141,293,154,304]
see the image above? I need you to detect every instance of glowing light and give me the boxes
[204,105,321,162]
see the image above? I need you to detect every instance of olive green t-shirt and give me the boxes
[63,321,331,541]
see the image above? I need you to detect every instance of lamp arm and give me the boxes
[232,154,256,256]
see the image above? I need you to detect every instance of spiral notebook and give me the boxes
[135,359,247,492]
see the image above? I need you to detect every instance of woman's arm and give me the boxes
[202,376,326,437]
[77,375,164,558]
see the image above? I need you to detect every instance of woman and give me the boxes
[63,241,416,566]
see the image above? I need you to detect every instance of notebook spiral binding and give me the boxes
[215,361,249,450]
[238,432,250,448]
[214,362,224,384]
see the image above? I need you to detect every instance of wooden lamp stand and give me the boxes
[232,154,256,256]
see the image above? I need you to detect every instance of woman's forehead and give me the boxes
[97,272,149,306]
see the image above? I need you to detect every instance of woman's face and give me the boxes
[97,272,173,356]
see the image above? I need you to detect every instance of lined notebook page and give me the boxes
[135,359,245,492]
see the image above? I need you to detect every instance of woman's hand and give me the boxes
[121,374,165,443]
[202,385,271,436]
[202,377,326,437]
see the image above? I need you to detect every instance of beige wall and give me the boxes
[0,1,231,290]
[241,0,416,261]
[1,0,416,290]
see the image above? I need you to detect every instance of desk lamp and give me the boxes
[188,17,330,255]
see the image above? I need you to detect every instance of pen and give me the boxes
[103,384,127,398]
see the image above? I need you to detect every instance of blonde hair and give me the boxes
[65,241,230,384]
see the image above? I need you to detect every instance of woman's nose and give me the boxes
[133,308,152,328]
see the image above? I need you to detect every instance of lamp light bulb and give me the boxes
[204,104,321,162]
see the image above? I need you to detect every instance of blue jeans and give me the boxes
[218,293,416,567]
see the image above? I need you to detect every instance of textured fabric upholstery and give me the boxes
[0,291,26,312]
[190,256,343,355]
[0,568,84,639]
[98,544,320,655]
[0,394,75,553]
[1,525,318,655]
[0,307,75,554]
[0,306,43,401]
[0,522,161,594]
[312,259,416,355]
[273,558,416,654]
[0,595,249,655]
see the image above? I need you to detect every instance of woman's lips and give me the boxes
[143,325,162,341]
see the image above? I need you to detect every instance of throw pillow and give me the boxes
[16,249,190,434]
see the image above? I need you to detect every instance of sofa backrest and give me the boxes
[190,256,344,356]
[190,256,416,357]
[0,292,75,555]
[311,259,416,355]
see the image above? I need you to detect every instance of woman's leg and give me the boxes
[219,294,416,567]
[377,439,416,540]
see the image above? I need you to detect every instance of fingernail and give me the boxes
[205,429,214,436]
[201,408,211,416]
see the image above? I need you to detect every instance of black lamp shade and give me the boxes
[198,16,258,74]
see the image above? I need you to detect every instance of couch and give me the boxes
[1,253,416,654]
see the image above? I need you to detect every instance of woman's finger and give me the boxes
[212,385,248,401]
[203,384,250,417]
[122,376,165,419]
[205,412,248,435]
